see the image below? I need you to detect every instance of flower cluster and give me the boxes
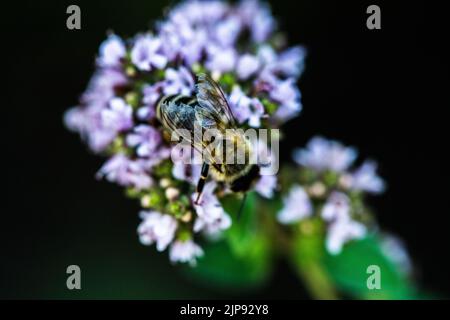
[278,137,385,254]
[64,0,305,265]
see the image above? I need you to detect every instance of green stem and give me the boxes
[260,200,338,299]
[292,221,339,299]
[293,258,338,300]
[290,221,339,299]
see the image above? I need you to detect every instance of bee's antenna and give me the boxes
[237,193,248,221]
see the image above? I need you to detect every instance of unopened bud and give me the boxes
[165,187,180,201]
[159,178,171,188]
[339,174,353,190]
[180,211,192,223]
[308,182,326,198]
[125,65,136,77]
[125,92,139,108]
[140,195,151,208]
[141,192,161,208]
[211,70,221,82]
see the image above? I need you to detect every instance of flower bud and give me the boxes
[140,195,151,208]
[126,187,141,199]
[339,174,353,190]
[165,187,180,201]
[308,182,326,198]
[125,65,136,77]
[323,171,339,187]
[141,192,162,208]
[180,211,192,223]
[191,62,202,73]
[125,92,139,108]
[168,201,183,216]
[159,178,171,188]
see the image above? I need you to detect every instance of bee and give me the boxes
[156,73,260,205]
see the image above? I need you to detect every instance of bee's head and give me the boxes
[230,165,260,193]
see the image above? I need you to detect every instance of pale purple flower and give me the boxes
[101,97,133,132]
[172,162,202,185]
[236,53,260,80]
[349,161,385,194]
[205,45,237,73]
[138,211,177,251]
[322,192,366,254]
[381,234,412,275]
[157,21,184,62]
[171,145,202,184]
[293,137,357,173]
[97,34,126,68]
[326,219,366,255]
[64,105,117,152]
[194,212,232,237]
[81,69,127,108]
[254,46,306,123]
[257,45,277,66]
[89,132,118,153]
[239,0,275,43]
[321,192,351,223]
[255,174,277,199]
[214,16,242,47]
[137,82,164,120]
[65,106,116,153]
[276,46,307,78]
[192,182,231,235]
[251,6,275,43]
[253,138,278,177]
[270,78,302,122]
[140,147,172,168]
[64,70,127,152]
[126,125,162,157]
[168,0,228,26]
[169,239,204,265]
[163,66,195,96]
[277,185,312,224]
[180,28,208,66]
[257,45,306,78]
[96,153,153,189]
[64,107,89,134]
[162,2,227,64]
[228,86,265,127]
[131,34,167,71]
[158,18,206,65]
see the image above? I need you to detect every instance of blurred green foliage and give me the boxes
[181,192,422,300]
[324,236,418,299]
[183,192,274,291]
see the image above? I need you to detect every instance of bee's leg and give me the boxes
[212,163,223,173]
[194,163,210,205]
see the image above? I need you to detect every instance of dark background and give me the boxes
[3,0,449,298]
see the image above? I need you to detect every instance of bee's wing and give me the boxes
[195,73,237,128]
[159,98,222,166]
[158,99,197,142]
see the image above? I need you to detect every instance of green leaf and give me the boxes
[324,236,417,299]
[181,239,272,292]
[181,193,274,291]
[221,192,259,257]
